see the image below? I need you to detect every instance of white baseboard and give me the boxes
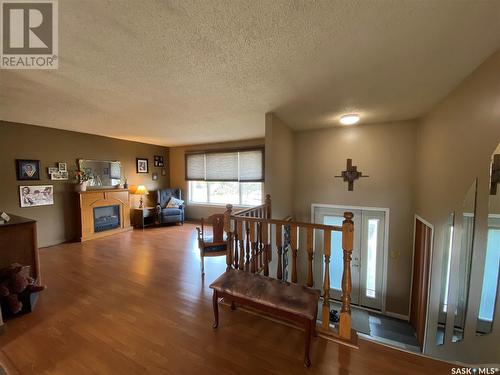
[384,311,409,321]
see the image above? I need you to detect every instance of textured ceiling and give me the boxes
[1,0,499,146]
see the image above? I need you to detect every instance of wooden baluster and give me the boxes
[256,222,262,269]
[306,227,314,287]
[250,222,257,273]
[262,222,269,276]
[340,212,354,341]
[259,221,264,268]
[245,221,251,271]
[265,194,272,219]
[275,224,283,280]
[322,229,332,330]
[291,225,298,283]
[224,204,233,272]
[233,222,239,269]
[237,220,244,270]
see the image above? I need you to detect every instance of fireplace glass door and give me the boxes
[94,205,121,232]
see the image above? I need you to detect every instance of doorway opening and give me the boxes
[410,215,433,352]
[312,204,388,311]
[312,204,420,352]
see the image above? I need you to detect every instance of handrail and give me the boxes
[233,194,271,218]
[223,195,355,345]
[230,215,343,232]
[233,204,266,216]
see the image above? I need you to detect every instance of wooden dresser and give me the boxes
[0,214,40,282]
[77,189,132,241]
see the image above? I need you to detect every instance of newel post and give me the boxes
[224,204,233,272]
[265,194,271,219]
[340,211,354,341]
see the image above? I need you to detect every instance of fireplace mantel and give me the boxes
[77,189,132,241]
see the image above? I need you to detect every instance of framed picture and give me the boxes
[136,158,148,173]
[51,171,68,180]
[48,167,58,174]
[154,155,164,167]
[152,172,158,181]
[16,160,40,180]
[58,162,67,172]
[19,185,54,207]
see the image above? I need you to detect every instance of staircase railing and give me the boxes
[223,195,355,343]
[233,194,271,219]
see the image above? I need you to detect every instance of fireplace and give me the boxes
[93,205,121,233]
[78,189,131,241]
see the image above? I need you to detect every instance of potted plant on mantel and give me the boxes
[75,169,91,192]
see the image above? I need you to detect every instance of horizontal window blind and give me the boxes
[186,148,264,182]
[239,150,263,181]
[206,152,238,181]
[186,153,205,180]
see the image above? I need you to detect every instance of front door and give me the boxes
[314,206,386,310]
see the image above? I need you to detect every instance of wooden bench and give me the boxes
[209,269,320,367]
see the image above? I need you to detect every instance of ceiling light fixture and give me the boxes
[340,114,360,125]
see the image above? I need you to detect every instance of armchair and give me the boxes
[156,188,185,225]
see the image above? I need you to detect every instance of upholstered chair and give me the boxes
[156,188,185,225]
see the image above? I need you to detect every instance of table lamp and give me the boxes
[134,185,149,208]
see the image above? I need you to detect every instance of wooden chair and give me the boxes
[196,214,227,274]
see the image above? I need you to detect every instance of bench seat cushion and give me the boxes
[209,269,320,320]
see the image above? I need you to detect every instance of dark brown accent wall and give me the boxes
[0,121,170,247]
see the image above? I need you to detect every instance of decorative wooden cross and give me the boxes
[335,158,369,191]
[490,154,500,195]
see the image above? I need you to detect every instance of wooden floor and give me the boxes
[0,224,454,374]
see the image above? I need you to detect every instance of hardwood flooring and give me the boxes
[0,224,454,374]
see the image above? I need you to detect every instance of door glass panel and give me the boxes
[477,228,500,328]
[477,144,500,335]
[324,215,344,291]
[452,180,477,343]
[366,219,379,298]
[436,212,454,346]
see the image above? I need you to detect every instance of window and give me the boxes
[186,148,264,206]
[365,219,379,298]
[478,228,500,322]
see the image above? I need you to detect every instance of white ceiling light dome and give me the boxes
[340,114,360,125]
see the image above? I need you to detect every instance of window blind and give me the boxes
[206,152,238,181]
[186,153,205,180]
[239,150,263,181]
[185,148,264,182]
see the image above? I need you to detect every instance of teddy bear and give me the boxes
[0,263,45,315]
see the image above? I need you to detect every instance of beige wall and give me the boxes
[0,121,170,247]
[169,138,265,220]
[264,113,294,219]
[293,121,418,315]
[415,50,500,362]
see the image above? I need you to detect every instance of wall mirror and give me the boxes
[452,179,477,343]
[476,144,500,335]
[78,159,122,189]
[436,212,455,346]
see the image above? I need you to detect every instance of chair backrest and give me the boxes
[157,188,181,208]
[207,213,225,243]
